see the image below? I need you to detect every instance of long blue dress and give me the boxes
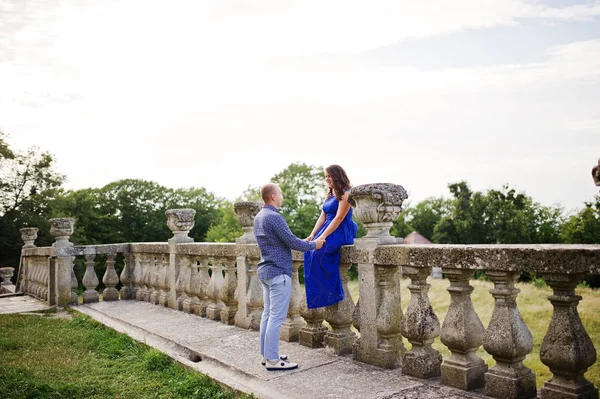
[304,193,358,309]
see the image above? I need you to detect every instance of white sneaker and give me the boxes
[265,358,298,371]
[261,354,288,366]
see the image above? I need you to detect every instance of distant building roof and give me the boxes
[403,231,432,244]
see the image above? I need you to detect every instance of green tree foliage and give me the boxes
[52,179,222,245]
[561,195,600,244]
[205,202,243,243]
[271,162,325,238]
[0,132,65,268]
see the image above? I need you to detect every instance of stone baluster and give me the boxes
[82,253,99,303]
[281,259,305,342]
[142,254,153,302]
[539,272,598,399]
[27,260,38,296]
[20,256,31,294]
[102,253,119,301]
[184,256,200,314]
[401,266,442,379]
[483,270,536,399]
[246,255,264,330]
[195,255,211,317]
[440,268,487,391]
[349,183,407,369]
[135,254,147,301]
[166,208,195,309]
[324,261,357,355]
[149,256,160,304]
[119,252,134,300]
[206,257,225,320]
[158,254,175,310]
[42,262,50,301]
[175,255,190,310]
[299,299,327,348]
[49,218,77,306]
[220,257,238,325]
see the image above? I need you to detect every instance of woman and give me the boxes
[304,164,358,309]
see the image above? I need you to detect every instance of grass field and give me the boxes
[346,278,600,388]
[0,309,253,399]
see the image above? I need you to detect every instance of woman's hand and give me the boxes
[306,234,314,241]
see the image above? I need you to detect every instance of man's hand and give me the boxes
[314,236,325,250]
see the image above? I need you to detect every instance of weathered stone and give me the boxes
[401,266,442,379]
[324,261,357,355]
[349,183,408,245]
[102,253,119,301]
[82,254,99,303]
[166,208,195,243]
[540,272,598,399]
[281,260,304,341]
[484,270,536,399]
[234,201,263,244]
[20,227,38,248]
[441,268,487,391]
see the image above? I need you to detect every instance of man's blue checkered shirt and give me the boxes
[253,204,316,281]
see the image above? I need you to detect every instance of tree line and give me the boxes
[1,133,598,285]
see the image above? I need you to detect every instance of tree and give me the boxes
[271,163,325,238]
[561,195,600,244]
[0,132,65,268]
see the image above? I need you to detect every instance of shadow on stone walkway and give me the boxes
[69,300,489,399]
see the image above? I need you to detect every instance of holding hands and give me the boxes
[314,236,325,249]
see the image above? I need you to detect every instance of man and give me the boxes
[254,183,325,370]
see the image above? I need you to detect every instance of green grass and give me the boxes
[0,311,253,399]
[346,278,600,388]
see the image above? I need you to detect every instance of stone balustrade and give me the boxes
[17,189,600,399]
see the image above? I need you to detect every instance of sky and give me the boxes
[1,0,599,213]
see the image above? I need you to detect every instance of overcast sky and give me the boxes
[1,0,599,212]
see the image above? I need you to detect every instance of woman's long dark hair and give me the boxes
[326,164,351,201]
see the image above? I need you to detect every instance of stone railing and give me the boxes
[18,183,599,399]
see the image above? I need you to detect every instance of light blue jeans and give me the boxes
[259,274,292,361]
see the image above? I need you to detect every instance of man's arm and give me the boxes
[270,214,319,252]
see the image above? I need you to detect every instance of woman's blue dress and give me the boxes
[304,193,358,309]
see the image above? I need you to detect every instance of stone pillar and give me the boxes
[484,270,536,399]
[324,261,356,355]
[149,256,161,305]
[166,208,195,309]
[350,183,407,369]
[119,252,134,300]
[539,272,598,399]
[281,259,305,342]
[82,253,99,303]
[401,266,442,379]
[234,201,262,244]
[440,268,488,391]
[220,258,238,325]
[18,228,38,292]
[0,267,14,286]
[50,218,77,306]
[299,299,327,348]
[206,257,225,320]
[135,254,147,301]
[102,253,119,301]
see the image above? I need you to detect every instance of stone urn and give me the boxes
[166,208,196,243]
[349,183,408,245]
[20,227,39,248]
[593,158,600,189]
[234,201,263,244]
[0,267,14,285]
[49,218,75,247]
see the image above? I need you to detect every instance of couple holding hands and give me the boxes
[253,165,357,370]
